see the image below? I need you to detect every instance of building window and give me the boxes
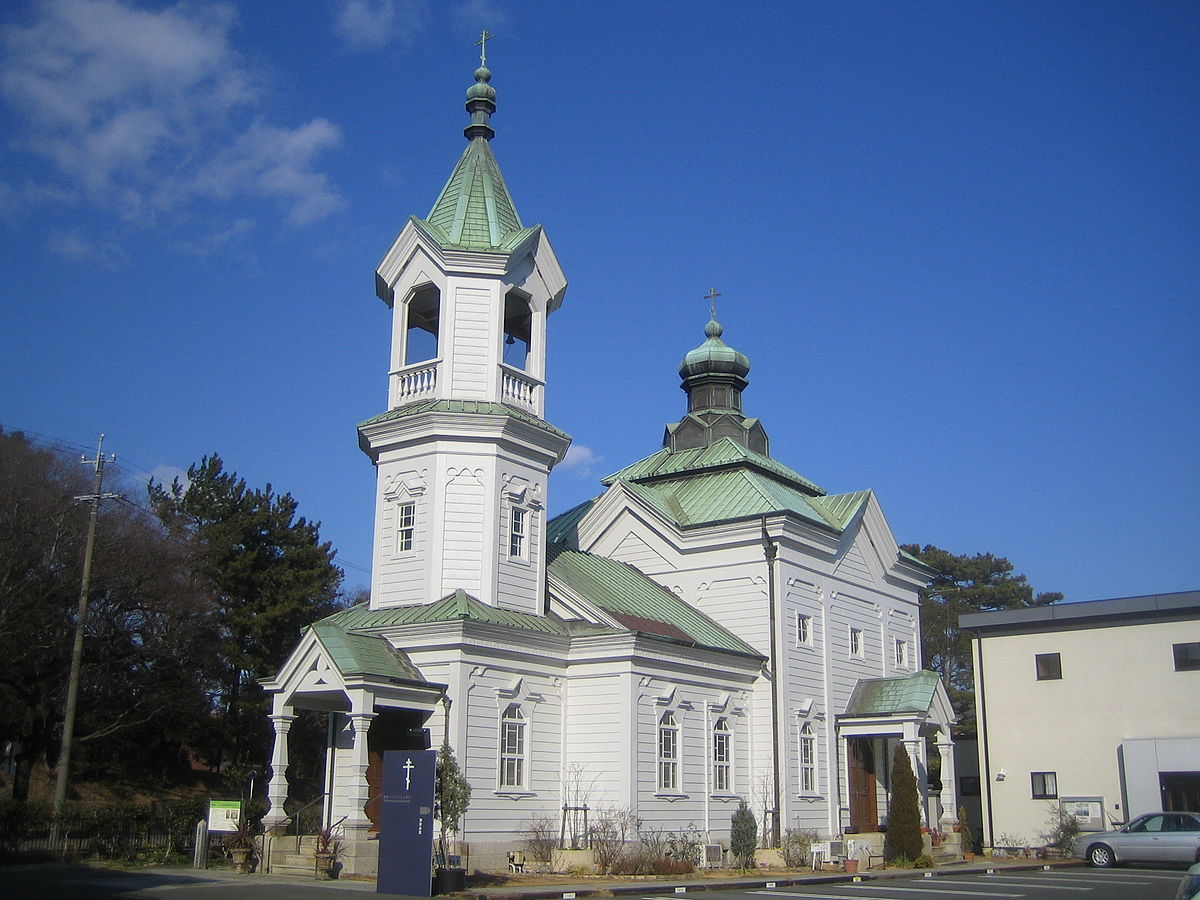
[796,613,811,647]
[1035,652,1062,680]
[799,722,817,793]
[499,703,526,789]
[1031,771,1058,799]
[959,775,981,797]
[658,712,679,792]
[712,717,731,793]
[509,506,527,558]
[894,638,909,668]
[395,501,415,553]
[849,627,864,658]
[1173,642,1200,672]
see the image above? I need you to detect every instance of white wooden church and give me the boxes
[262,62,958,876]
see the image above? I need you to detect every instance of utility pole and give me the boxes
[52,434,119,816]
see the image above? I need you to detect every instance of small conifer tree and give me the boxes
[884,743,923,862]
[435,743,472,867]
[730,800,758,869]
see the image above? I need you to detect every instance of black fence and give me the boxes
[0,800,205,862]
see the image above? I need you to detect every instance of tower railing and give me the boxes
[391,359,439,406]
[499,365,542,416]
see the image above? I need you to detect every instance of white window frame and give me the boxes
[712,716,731,794]
[894,637,908,669]
[499,703,527,789]
[849,627,864,658]
[796,612,812,647]
[657,711,680,792]
[799,722,817,794]
[509,506,528,559]
[395,501,415,554]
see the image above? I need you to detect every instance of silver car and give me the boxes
[1177,862,1200,900]
[1074,812,1200,867]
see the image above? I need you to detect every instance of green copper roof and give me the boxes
[414,65,539,253]
[546,497,599,546]
[843,670,943,717]
[310,619,424,681]
[548,545,760,658]
[319,589,571,636]
[679,319,750,380]
[603,437,825,495]
[359,399,571,441]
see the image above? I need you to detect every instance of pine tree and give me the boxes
[730,800,757,869]
[435,743,472,866]
[884,743,923,862]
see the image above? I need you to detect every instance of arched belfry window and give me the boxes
[405,285,440,365]
[502,291,531,370]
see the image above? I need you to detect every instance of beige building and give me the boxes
[961,591,1200,851]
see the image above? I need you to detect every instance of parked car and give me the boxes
[1073,812,1200,867]
[1177,862,1200,900]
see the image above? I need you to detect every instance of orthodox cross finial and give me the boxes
[704,287,722,320]
[476,29,494,66]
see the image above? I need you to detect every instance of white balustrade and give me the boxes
[500,366,542,415]
[392,360,439,405]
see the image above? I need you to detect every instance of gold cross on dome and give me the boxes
[476,29,494,66]
[704,287,722,319]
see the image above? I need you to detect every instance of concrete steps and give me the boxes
[265,834,324,878]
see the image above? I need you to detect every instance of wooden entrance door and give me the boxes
[364,710,428,829]
[847,738,878,832]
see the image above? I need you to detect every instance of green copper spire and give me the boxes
[417,57,536,253]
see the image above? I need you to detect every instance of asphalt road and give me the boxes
[0,865,1189,900]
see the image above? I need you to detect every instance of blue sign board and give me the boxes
[377,748,436,896]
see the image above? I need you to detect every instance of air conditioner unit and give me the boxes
[699,844,724,868]
[827,840,845,857]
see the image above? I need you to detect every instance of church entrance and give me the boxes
[365,710,429,829]
[848,738,879,832]
[1161,772,1200,812]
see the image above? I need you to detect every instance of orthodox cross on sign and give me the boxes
[476,29,494,66]
[402,757,414,789]
[704,287,722,319]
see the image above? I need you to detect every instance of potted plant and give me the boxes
[314,825,341,879]
[226,818,258,874]
[957,806,975,862]
[433,742,472,894]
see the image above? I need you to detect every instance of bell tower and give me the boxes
[360,59,571,614]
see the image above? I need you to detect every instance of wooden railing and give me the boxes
[499,365,542,415]
[392,360,439,406]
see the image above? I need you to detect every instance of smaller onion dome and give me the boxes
[678,318,750,380]
[466,66,495,101]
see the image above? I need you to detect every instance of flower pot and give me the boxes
[315,851,336,879]
[963,852,975,862]
[433,866,467,894]
[844,858,859,874]
[230,847,253,874]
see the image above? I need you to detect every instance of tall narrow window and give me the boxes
[894,638,908,668]
[499,704,526,789]
[796,613,811,647]
[509,507,527,558]
[395,502,415,553]
[658,712,679,792]
[799,723,817,793]
[849,627,863,658]
[712,717,731,793]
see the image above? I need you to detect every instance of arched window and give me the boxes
[712,717,731,793]
[502,291,531,370]
[657,711,679,791]
[799,722,817,794]
[404,286,440,365]
[499,703,526,789]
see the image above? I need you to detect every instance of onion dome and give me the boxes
[678,318,751,380]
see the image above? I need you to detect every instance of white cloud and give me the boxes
[453,0,508,35]
[334,0,430,50]
[559,444,602,477]
[149,464,190,492]
[1,0,341,230]
[46,230,126,267]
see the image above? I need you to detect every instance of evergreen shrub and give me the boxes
[883,744,923,862]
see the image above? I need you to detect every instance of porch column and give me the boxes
[937,738,958,827]
[344,711,377,833]
[902,737,927,826]
[262,712,296,832]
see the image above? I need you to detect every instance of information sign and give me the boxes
[377,748,436,896]
[208,800,241,834]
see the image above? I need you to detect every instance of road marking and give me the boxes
[834,886,1025,897]
[937,878,1088,890]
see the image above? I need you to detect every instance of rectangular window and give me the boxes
[1173,642,1200,672]
[658,712,679,792]
[1031,771,1058,799]
[796,613,811,646]
[1035,652,1062,680]
[395,502,415,553]
[712,717,731,793]
[849,627,863,658]
[894,638,909,668]
[799,723,817,793]
[509,507,527,558]
[959,775,981,797]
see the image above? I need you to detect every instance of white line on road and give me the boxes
[830,886,1025,897]
[931,878,1089,890]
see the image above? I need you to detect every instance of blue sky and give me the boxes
[2,0,1196,601]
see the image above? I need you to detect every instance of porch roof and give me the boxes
[310,620,424,681]
[844,670,944,716]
